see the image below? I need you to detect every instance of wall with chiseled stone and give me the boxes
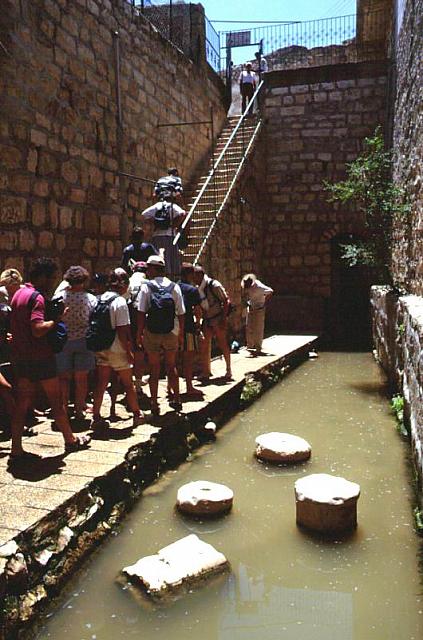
[391,0,423,294]
[261,61,388,334]
[0,0,227,276]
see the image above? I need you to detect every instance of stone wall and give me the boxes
[371,286,423,493]
[0,0,227,276]
[391,0,423,294]
[261,61,388,334]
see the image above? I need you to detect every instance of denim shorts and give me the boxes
[56,338,95,374]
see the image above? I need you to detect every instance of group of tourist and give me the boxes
[0,169,273,465]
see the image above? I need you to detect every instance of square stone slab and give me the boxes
[122,534,229,597]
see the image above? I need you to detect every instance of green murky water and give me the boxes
[36,353,423,639]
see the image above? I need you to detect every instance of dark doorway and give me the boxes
[329,234,373,350]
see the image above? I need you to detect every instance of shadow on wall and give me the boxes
[265,235,376,350]
[329,234,374,351]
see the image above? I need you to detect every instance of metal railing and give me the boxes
[205,16,221,72]
[221,11,390,73]
[174,80,264,264]
[130,0,191,55]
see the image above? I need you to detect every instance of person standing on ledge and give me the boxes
[240,62,256,114]
[241,273,273,356]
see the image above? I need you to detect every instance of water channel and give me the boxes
[35,352,423,639]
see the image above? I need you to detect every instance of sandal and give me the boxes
[64,434,91,453]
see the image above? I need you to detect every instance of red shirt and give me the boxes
[10,284,53,361]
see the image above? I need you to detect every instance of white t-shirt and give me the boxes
[246,280,273,310]
[257,57,268,73]
[240,70,256,85]
[58,290,97,340]
[137,276,185,335]
[141,202,185,237]
[99,291,130,352]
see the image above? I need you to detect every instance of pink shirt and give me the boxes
[10,284,53,361]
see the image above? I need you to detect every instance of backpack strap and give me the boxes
[28,289,42,313]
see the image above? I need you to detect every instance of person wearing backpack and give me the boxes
[136,254,185,415]
[141,189,186,279]
[90,269,145,430]
[54,266,96,422]
[7,258,91,462]
[193,265,233,382]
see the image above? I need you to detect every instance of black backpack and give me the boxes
[146,281,175,334]
[154,202,172,230]
[29,291,68,354]
[86,294,119,352]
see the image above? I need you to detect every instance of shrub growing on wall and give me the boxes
[325,128,409,285]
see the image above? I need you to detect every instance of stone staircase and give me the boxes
[179,109,263,264]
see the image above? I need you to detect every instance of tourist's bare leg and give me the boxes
[10,378,34,456]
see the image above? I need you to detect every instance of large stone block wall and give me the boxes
[0,0,227,276]
[261,61,388,331]
[391,0,423,294]
[371,286,423,492]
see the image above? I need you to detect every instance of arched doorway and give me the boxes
[330,234,373,350]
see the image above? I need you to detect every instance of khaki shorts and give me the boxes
[143,328,178,353]
[95,348,131,371]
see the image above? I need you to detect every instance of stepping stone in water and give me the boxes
[255,432,311,464]
[176,481,234,517]
[295,473,360,534]
[121,534,229,598]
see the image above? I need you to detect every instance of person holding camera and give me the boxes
[193,265,233,382]
[6,258,90,462]
[54,266,97,422]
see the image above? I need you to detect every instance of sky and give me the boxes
[200,0,358,64]
[200,0,357,24]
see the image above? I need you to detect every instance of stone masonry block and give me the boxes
[0,145,22,170]
[19,229,35,251]
[38,231,54,249]
[32,202,46,226]
[0,196,27,224]
[100,214,119,236]
[59,206,73,229]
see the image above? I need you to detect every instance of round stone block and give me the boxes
[295,473,360,533]
[255,432,311,464]
[176,481,234,517]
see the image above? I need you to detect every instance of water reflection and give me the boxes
[220,564,353,640]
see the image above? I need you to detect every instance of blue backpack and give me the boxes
[86,294,119,352]
[146,281,175,334]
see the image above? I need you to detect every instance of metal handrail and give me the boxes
[173,79,265,247]
[193,117,263,264]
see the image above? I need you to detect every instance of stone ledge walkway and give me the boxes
[0,335,317,547]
